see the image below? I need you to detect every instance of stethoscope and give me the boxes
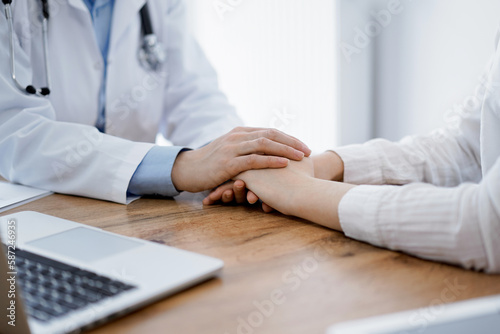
[1,0,166,96]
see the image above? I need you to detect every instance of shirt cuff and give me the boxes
[338,185,389,247]
[334,144,385,185]
[338,183,490,271]
[127,146,186,197]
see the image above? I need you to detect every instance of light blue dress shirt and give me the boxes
[83,0,112,133]
[83,0,183,197]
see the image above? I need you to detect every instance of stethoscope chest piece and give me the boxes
[138,3,166,72]
[138,34,166,72]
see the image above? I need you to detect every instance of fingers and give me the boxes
[247,128,311,157]
[233,180,247,203]
[203,182,235,205]
[230,155,289,176]
[247,190,259,204]
[202,179,275,215]
[239,138,305,161]
[222,189,234,203]
[245,188,274,212]
[202,195,214,205]
[202,180,249,205]
[202,192,220,205]
[262,202,274,213]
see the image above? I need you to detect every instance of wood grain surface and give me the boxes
[3,192,500,334]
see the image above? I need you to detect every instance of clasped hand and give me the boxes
[171,127,311,193]
[202,150,354,231]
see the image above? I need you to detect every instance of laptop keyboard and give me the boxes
[15,248,137,322]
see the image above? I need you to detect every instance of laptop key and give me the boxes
[61,294,89,310]
[82,290,106,303]
[31,309,52,322]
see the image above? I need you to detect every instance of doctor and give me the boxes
[0,0,311,203]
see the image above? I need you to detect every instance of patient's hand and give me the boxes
[234,158,315,215]
[204,157,355,230]
[203,158,313,211]
[238,157,355,230]
[203,151,345,208]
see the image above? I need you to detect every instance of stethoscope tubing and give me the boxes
[3,0,164,96]
[41,16,51,95]
[5,4,30,93]
[4,1,49,95]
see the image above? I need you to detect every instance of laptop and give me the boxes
[0,211,224,334]
[326,293,500,334]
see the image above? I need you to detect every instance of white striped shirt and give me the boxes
[336,27,500,274]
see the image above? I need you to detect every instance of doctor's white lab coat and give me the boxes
[0,0,242,203]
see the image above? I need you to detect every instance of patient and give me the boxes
[203,56,500,275]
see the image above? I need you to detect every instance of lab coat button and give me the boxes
[94,62,102,70]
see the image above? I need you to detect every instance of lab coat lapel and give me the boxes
[109,0,146,55]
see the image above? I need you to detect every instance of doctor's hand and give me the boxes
[201,179,275,211]
[171,127,311,193]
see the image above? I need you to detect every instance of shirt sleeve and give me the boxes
[338,157,500,273]
[334,125,482,188]
[0,5,154,204]
[127,145,185,197]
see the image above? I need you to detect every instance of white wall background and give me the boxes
[187,0,338,153]
[340,0,500,144]
[186,0,500,149]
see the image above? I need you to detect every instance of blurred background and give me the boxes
[186,0,500,152]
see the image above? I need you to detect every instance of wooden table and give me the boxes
[3,192,500,334]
